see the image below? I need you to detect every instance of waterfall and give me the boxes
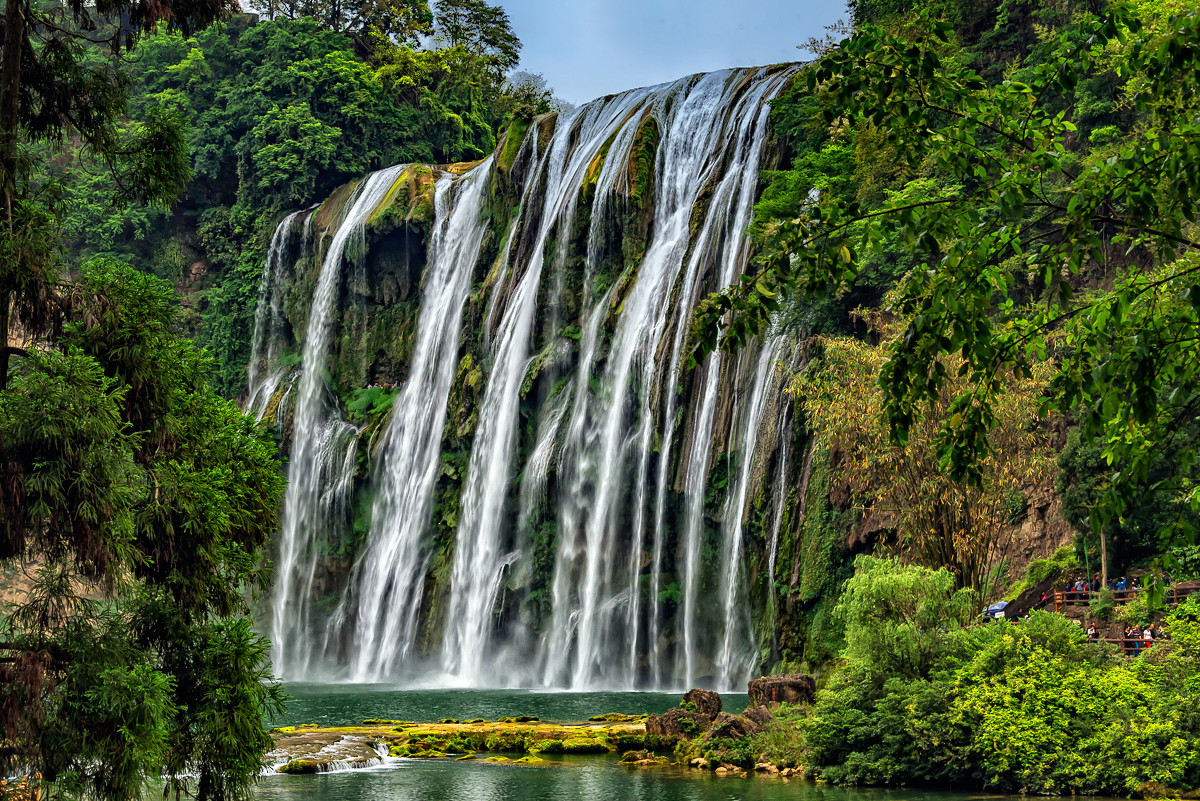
[247,209,306,420]
[270,165,407,678]
[715,336,780,689]
[442,94,656,684]
[766,356,796,657]
[255,65,803,690]
[344,160,495,682]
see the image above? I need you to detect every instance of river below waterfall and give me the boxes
[251,755,987,801]
[249,687,1113,801]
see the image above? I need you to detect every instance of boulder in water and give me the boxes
[746,674,816,708]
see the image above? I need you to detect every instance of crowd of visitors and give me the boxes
[1086,621,1159,654]
[1063,574,1152,600]
[367,381,403,389]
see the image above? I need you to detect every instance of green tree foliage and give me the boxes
[835,555,977,679]
[1,261,285,798]
[48,15,539,393]
[695,0,1200,571]
[794,324,1055,600]
[265,0,433,44]
[435,0,522,73]
[1058,425,1200,573]
[802,558,1200,794]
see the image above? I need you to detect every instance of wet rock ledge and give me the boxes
[268,716,663,773]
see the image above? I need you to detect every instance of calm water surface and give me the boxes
[274,684,747,726]
[253,756,1000,801]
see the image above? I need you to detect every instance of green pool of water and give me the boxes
[274,684,748,726]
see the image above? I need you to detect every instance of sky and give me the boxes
[498,0,851,104]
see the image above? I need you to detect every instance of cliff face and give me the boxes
[247,66,1073,690]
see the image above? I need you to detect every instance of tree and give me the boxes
[835,555,977,681]
[0,0,231,387]
[435,0,521,73]
[793,319,1055,600]
[505,70,572,114]
[694,2,1200,565]
[1,260,286,798]
[264,0,433,45]
[0,0,289,790]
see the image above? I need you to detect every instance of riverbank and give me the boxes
[267,684,805,777]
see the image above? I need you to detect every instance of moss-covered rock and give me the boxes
[560,735,610,754]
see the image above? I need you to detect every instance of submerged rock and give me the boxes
[588,713,645,722]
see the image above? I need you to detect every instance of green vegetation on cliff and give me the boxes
[695,0,1200,592]
[800,557,1200,795]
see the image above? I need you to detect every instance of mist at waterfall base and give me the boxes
[250,66,805,693]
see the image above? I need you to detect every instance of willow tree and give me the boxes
[793,315,1055,601]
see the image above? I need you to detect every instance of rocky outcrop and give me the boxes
[681,688,722,720]
[705,712,764,740]
[742,705,775,728]
[644,707,711,738]
[747,673,816,707]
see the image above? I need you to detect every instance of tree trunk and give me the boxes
[0,0,26,391]
[1100,526,1108,588]
[1,0,25,212]
[0,291,9,390]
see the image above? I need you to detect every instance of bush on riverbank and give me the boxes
[801,557,1200,795]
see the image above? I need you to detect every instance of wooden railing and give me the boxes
[1052,587,1194,612]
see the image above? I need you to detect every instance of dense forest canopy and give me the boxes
[40,0,562,393]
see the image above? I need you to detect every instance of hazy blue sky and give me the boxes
[500,0,851,104]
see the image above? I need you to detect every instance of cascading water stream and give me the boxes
[714,336,781,689]
[342,160,495,682]
[766,351,798,652]
[248,209,306,420]
[270,164,407,678]
[441,95,656,684]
